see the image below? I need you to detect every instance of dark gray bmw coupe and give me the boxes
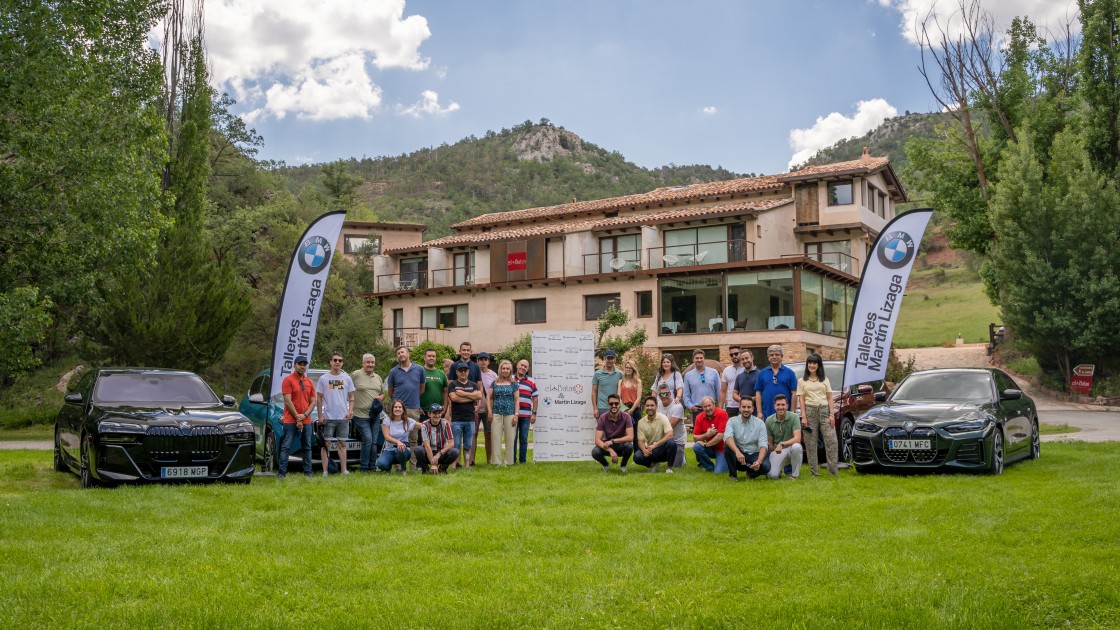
[54,369,256,487]
[850,368,1039,475]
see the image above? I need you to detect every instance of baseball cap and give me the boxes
[294,355,309,364]
[603,349,617,358]
[453,361,471,372]
[428,403,444,414]
[477,352,491,360]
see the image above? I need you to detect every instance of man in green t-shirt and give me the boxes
[765,394,803,479]
[417,349,448,465]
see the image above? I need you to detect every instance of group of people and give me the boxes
[276,342,538,477]
[276,339,840,482]
[591,344,839,479]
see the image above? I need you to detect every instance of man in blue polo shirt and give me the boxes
[385,345,426,420]
[753,344,798,419]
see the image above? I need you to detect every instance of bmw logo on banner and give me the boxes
[877,231,917,270]
[298,235,333,274]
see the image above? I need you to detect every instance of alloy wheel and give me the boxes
[989,430,1004,475]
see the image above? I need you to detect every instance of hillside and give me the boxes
[281,120,747,237]
[796,111,951,173]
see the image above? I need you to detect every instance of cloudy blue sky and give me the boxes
[202,0,1078,175]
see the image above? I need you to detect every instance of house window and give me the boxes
[453,251,475,285]
[344,234,380,254]
[400,256,428,289]
[514,299,546,324]
[599,234,641,273]
[800,271,851,336]
[636,291,653,318]
[663,225,729,265]
[725,270,794,331]
[805,240,853,273]
[421,305,468,328]
[585,293,620,320]
[659,274,724,333]
[827,180,853,206]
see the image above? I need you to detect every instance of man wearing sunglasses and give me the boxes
[279,355,316,478]
[720,344,745,418]
[317,353,356,475]
[682,349,720,419]
[592,394,634,472]
[656,384,687,469]
[753,344,798,420]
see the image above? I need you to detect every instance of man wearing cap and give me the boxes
[351,353,384,472]
[753,344,799,420]
[692,396,729,474]
[514,359,538,464]
[279,356,316,478]
[414,404,459,474]
[473,352,497,466]
[385,345,426,420]
[722,397,771,480]
[683,349,721,418]
[316,352,356,475]
[591,349,623,418]
[656,383,687,469]
[633,396,678,473]
[591,393,633,472]
[447,360,482,468]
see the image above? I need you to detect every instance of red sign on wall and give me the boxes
[1070,364,1095,395]
[507,252,527,271]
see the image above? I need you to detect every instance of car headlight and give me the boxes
[944,419,990,434]
[98,420,146,443]
[854,419,882,433]
[222,419,256,442]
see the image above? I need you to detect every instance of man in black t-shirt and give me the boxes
[447,362,482,468]
[732,349,760,416]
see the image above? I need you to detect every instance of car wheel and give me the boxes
[988,428,1004,475]
[1029,419,1040,460]
[79,434,96,488]
[53,426,68,472]
[262,428,278,473]
[839,418,854,464]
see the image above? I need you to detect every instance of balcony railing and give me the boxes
[377,272,428,292]
[647,239,754,270]
[784,251,859,275]
[429,266,476,288]
[581,248,642,275]
[385,327,452,349]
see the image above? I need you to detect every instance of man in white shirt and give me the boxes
[720,344,745,418]
[317,352,356,475]
[656,383,687,469]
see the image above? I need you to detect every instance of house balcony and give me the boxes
[781,251,859,275]
[647,239,754,270]
[429,265,478,288]
[376,272,428,292]
[581,248,642,275]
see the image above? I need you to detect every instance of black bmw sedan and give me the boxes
[850,368,1039,475]
[54,369,256,487]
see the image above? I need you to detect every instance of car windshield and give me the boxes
[93,373,220,405]
[890,372,993,402]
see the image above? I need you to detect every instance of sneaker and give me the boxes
[649,464,659,473]
[602,464,609,472]
[665,468,674,474]
[341,470,350,475]
[620,466,627,473]
[322,471,329,477]
[277,474,286,479]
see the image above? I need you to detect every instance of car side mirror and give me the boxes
[64,392,84,404]
[222,395,236,406]
[874,392,887,402]
[857,384,874,395]
[247,393,265,404]
[1000,389,1022,401]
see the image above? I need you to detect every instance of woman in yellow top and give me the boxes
[797,353,838,477]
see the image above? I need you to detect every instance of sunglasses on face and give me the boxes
[608,402,620,407]
[730,352,739,357]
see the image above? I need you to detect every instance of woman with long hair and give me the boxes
[650,353,683,406]
[487,359,519,466]
[619,359,643,417]
[377,400,417,474]
[797,353,837,476]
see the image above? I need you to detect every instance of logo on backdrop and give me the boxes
[298,235,333,274]
[877,231,917,269]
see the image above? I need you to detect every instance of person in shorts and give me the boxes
[316,353,355,476]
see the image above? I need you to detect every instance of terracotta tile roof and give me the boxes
[778,155,892,180]
[384,198,792,255]
[451,175,785,230]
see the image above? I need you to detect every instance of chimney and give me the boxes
[572,197,577,203]
[861,146,871,162]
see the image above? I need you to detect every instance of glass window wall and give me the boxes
[725,270,794,331]
[659,274,724,334]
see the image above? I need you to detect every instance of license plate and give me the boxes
[328,440,362,451]
[161,466,208,478]
[888,439,931,450]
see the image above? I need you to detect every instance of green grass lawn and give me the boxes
[1,443,1118,628]
[1040,423,1082,435]
[894,266,1001,348]
[0,426,52,441]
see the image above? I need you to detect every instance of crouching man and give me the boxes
[766,394,803,479]
[722,398,771,480]
[414,404,459,474]
[633,396,677,473]
[591,394,634,472]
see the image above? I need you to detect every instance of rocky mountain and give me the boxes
[797,111,951,172]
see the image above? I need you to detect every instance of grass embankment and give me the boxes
[0,356,77,430]
[1,443,1117,627]
[894,265,1000,348]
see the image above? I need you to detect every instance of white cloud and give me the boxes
[700,106,717,115]
[203,0,432,121]
[787,99,897,169]
[397,90,460,118]
[878,0,1080,45]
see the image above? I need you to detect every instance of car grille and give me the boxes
[145,426,224,462]
[882,427,940,464]
[956,440,983,464]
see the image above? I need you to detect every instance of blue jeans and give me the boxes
[515,417,531,463]
[693,443,729,473]
[451,420,476,452]
[353,416,378,471]
[376,445,410,472]
[279,423,313,476]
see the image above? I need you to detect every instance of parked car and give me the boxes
[850,368,1039,474]
[239,369,362,473]
[54,369,255,488]
[784,360,888,465]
